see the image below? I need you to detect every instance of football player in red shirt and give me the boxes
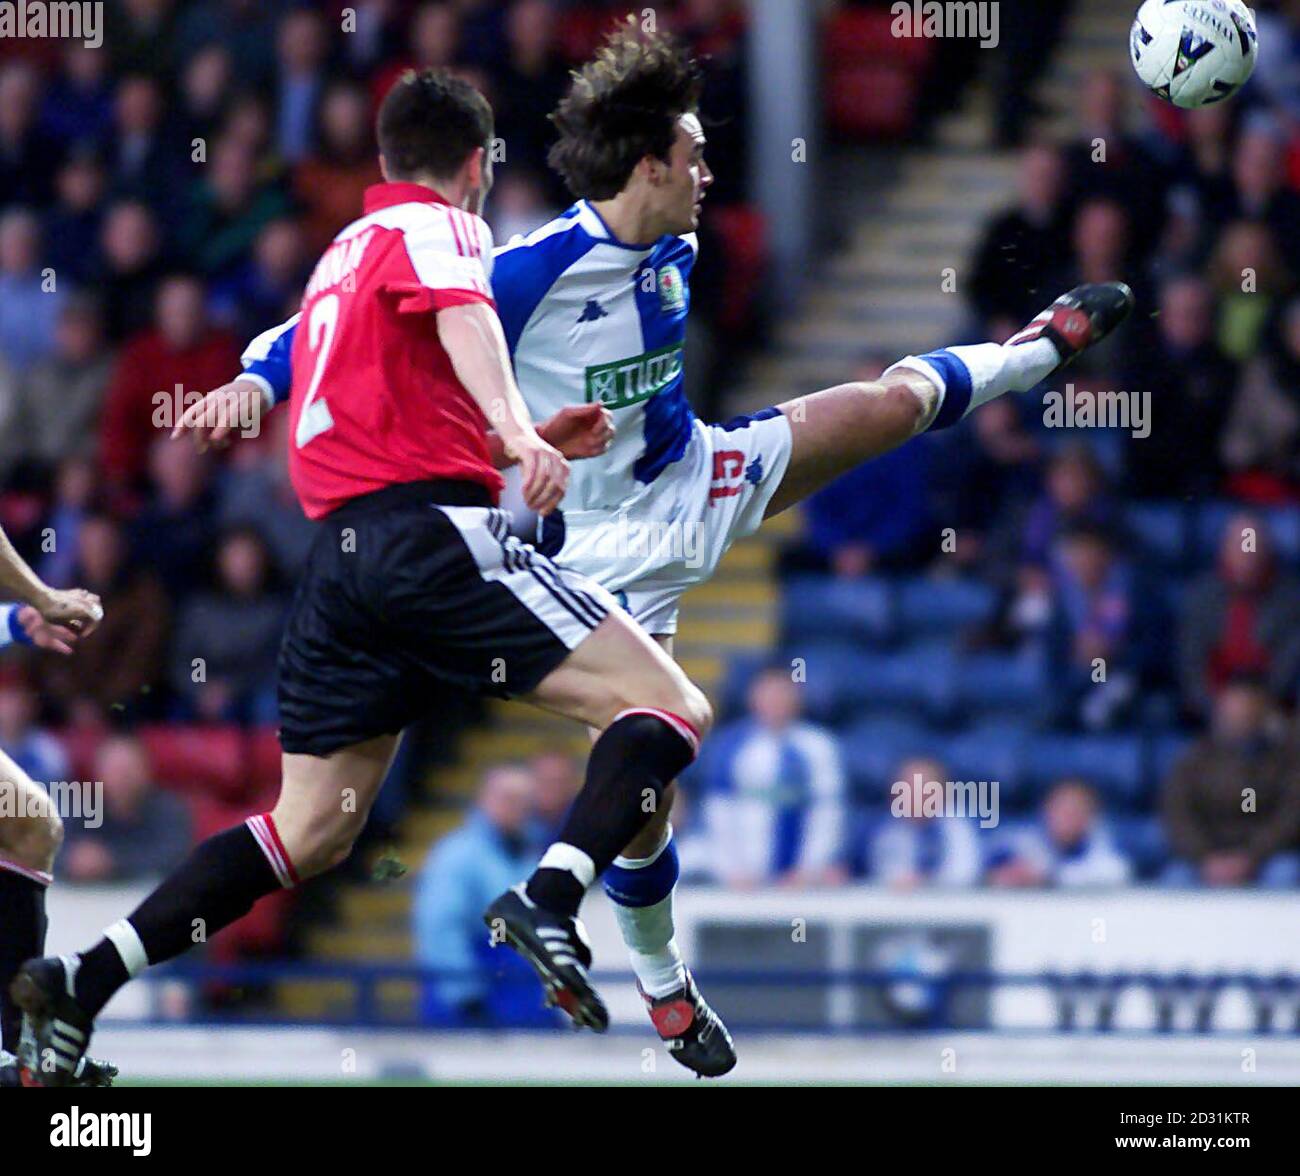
[12,71,713,1083]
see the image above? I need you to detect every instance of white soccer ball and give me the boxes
[1129,0,1258,108]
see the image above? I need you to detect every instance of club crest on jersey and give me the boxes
[657,263,686,313]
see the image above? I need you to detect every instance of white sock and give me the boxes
[608,829,686,999]
[945,339,1061,405]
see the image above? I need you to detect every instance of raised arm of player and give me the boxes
[0,526,102,638]
[437,300,569,515]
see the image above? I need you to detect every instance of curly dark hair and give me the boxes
[548,21,704,201]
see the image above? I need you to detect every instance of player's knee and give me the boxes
[874,375,934,434]
[0,805,63,872]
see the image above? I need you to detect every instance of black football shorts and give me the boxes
[277,480,613,756]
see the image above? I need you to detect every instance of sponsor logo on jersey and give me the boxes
[657,263,686,313]
[585,341,683,409]
[577,298,608,324]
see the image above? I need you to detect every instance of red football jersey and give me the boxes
[287,181,505,520]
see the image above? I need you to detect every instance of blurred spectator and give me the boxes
[132,437,219,600]
[178,135,292,283]
[1177,512,1300,721]
[926,397,1042,576]
[968,142,1070,336]
[492,0,570,192]
[107,74,185,223]
[0,678,69,785]
[1021,444,1119,571]
[1045,521,1162,730]
[0,209,64,373]
[292,80,382,256]
[216,411,317,578]
[414,762,555,1026]
[1162,675,1300,887]
[371,1,463,108]
[1223,295,1300,497]
[0,62,61,207]
[40,44,114,151]
[210,217,311,338]
[93,199,166,342]
[178,43,233,150]
[33,513,168,720]
[1204,121,1300,277]
[168,527,285,725]
[986,779,1131,888]
[1061,70,1166,259]
[695,667,847,887]
[275,8,331,165]
[99,274,241,488]
[792,354,935,578]
[62,734,192,882]
[20,295,113,473]
[870,756,983,889]
[44,147,108,286]
[1122,274,1238,499]
[487,171,560,245]
[35,456,98,590]
[1208,219,1292,363]
[529,748,580,843]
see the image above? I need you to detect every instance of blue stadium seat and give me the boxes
[787,643,876,724]
[1193,500,1242,563]
[950,650,1045,720]
[941,722,1030,810]
[894,576,996,638]
[1148,731,1194,785]
[1262,506,1300,565]
[1125,501,1189,570]
[1109,814,1170,881]
[780,575,893,647]
[840,715,944,800]
[715,651,771,721]
[1024,733,1147,811]
[828,641,956,720]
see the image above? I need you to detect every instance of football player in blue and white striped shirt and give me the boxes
[180,25,1132,1077]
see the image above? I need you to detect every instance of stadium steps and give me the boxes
[728,0,1137,414]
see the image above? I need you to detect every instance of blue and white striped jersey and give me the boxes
[241,199,699,513]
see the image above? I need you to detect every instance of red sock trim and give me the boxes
[0,855,52,886]
[613,708,701,759]
[245,813,300,888]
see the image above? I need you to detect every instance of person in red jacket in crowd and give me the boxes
[97,273,240,491]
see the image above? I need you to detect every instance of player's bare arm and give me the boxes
[0,526,101,636]
[437,299,569,515]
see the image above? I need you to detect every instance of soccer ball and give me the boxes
[1129,0,1258,108]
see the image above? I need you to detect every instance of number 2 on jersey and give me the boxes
[296,293,338,449]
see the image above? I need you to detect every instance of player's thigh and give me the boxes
[270,733,400,878]
[528,609,711,735]
[0,752,61,867]
[763,371,934,519]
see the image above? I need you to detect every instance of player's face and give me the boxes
[657,113,712,235]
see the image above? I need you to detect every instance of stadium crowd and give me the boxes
[3,2,1300,1014]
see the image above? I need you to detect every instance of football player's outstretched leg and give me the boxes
[763,282,1136,518]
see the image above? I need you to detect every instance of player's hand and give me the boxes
[538,403,614,460]
[15,605,82,655]
[31,588,103,642]
[171,377,264,451]
[505,430,569,516]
